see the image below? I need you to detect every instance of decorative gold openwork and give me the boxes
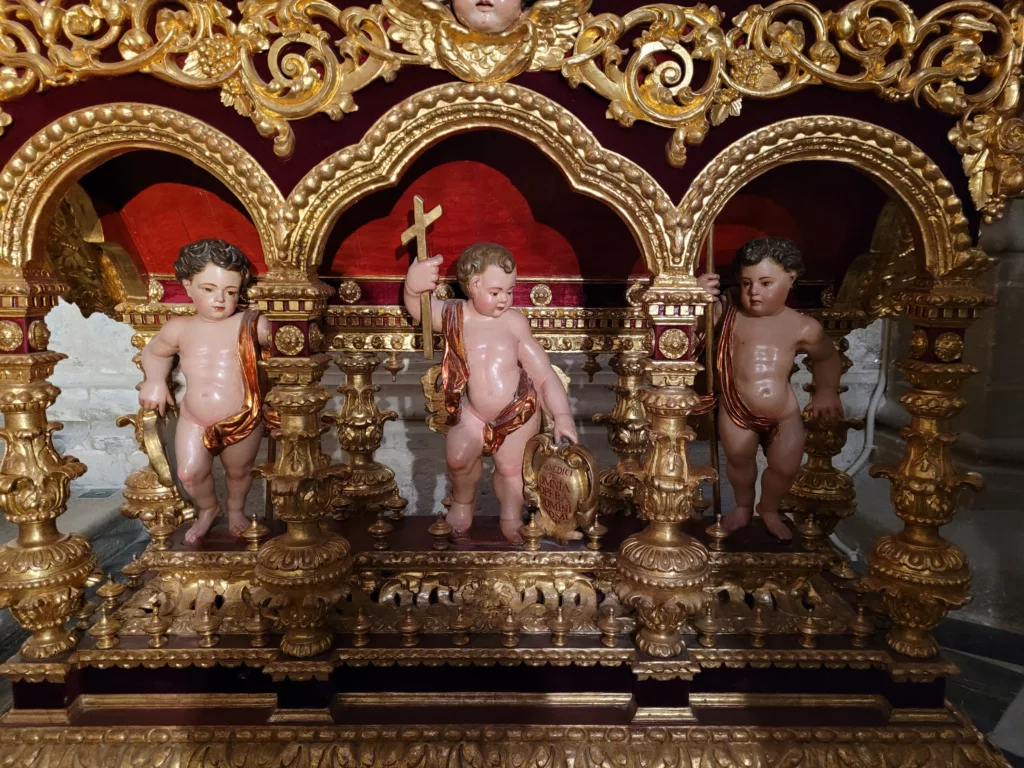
[0,1,1020,220]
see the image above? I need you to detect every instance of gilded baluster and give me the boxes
[252,284,352,658]
[594,351,648,516]
[615,282,714,657]
[0,278,99,658]
[322,352,407,518]
[783,320,865,536]
[864,278,990,659]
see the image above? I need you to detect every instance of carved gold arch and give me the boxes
[677,116,983,281]
[283,82,682,276]
[0,105,286,276]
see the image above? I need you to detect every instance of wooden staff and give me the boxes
[705,222,723,518]
[401,195,443,359]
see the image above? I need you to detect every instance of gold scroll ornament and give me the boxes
[522,434,599,544]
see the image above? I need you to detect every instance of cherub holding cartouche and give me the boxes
[404,243,578,543]
[699,237,842,540]
[139,239,271,545]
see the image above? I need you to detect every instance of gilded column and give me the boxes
[865,276,991,659]
[783,314,866,535]
[322,352,406,517]
[594,351,649,516]
[0,275,98,658]
[252,278,352,657]
[615,279,714,657]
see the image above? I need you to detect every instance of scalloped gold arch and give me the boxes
[0,104,286,275]
[677,116,978,280]
[284,82,682,276]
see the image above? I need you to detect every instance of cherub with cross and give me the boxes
[404,233,578,543]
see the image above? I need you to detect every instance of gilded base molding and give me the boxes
[0,716,1009,768]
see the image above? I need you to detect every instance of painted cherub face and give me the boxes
[469,265,517,318]
[738,259,795,317]
[452,0,521,33]
[182,263,243,322]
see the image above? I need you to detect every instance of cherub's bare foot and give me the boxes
[446,501,474,536]
[227,508,249,538]
[723,506,753,533]
[184,507,220,546]
[500,515,523,545]
[757,506,793,540]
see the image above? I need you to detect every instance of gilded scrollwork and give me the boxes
[0,1,1018,219]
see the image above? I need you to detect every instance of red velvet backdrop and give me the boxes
[75,136,888,305]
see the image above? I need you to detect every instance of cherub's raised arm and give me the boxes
[403,254,445,333]
[512,311,578,443]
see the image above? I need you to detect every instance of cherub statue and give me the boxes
[382,0,587,81]
[139,239,271,545]
[699,237,842,540]
[405,242,578,543]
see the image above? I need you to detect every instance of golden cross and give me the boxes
[401,195,443,359]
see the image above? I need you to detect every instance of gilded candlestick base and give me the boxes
[594,352,648,517]
[500,607,520,648]
[547,606,571,647]
[427,513,453,550]
[324,352,407,519]
[352,609,372,648]
[705,513,729,551]
[615,384,713,659]
[450,608,472,646]
[397,608,421,647]
[520,511,543,551]
[369,510,393,550]
[241,514,269,551]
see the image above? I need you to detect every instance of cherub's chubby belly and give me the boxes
[464,351,524,423]
[179,359,245,427]
[732,374,798,421]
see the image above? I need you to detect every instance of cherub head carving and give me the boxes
[451,0,534,33]
[174,238,255,321]
[733,237,805,318]
[457,242,517,317]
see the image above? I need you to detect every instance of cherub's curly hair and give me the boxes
[456,242,516,295]
[174,239,255,297]
[733,237,805,279]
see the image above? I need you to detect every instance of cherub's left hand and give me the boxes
[804,391,844,422]
[553,414,578,444]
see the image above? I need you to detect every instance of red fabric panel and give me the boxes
[329,159,642,279]
[116,182,266,276]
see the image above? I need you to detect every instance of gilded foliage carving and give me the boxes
[0,1,1019,218]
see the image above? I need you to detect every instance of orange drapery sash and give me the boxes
[441,300,537,457]
[203,309,269,455]
[717,302,779,438]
